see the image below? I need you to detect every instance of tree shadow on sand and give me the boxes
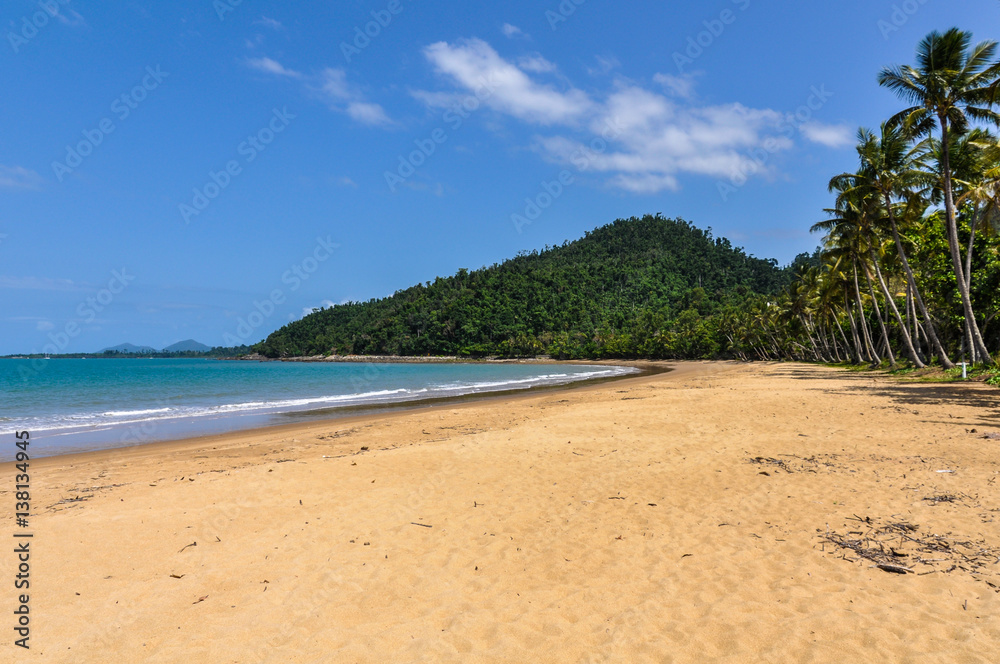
[766,364,1000,428]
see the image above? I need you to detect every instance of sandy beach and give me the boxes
[3,361,999,663]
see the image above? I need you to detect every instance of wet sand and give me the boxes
[2,361,998,662]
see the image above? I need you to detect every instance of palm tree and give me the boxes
[824,254,866,364]
[879,28,1000,365]
[831,124,953,367]
[815,217,880,364]
[813,259,856,363]
[813,197,901,367]
[821,181,927,367]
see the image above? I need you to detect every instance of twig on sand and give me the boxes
[875,564,913,574]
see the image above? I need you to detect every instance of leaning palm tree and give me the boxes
[823,254,866,364]
[814,217,879,363]
[831,125,953,368]
[813,196,901,367]
[824,183,925,367]
[878,28,1000,365]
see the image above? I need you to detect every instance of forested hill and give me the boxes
[255,215,794,359]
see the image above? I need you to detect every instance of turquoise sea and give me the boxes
[0,359,637,459]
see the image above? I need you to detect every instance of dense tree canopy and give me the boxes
[255,215,790,359]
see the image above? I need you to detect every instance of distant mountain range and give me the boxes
[99,339,211,353]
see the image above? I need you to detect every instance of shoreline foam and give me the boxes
[2,360,646,460]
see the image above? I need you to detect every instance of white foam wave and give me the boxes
[0,365,639,436]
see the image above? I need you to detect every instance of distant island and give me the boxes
[3,340,251,360]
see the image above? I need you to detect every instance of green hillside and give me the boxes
[255,215,792,359]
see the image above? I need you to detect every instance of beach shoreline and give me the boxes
[13,361,680,469]
[3,359,660,463]
[3,361,998,662]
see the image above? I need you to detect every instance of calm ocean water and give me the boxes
[0,359,637,459]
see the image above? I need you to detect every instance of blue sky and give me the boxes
[2,0,998,354]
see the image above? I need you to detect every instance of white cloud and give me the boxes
[254,17,283,30]
[36,320,55,332]
[502,23,526,39]
[586,55,621,76]
[559,93,795,192]
[422,38,592,126]
[652,73,697,99]
[607,173,680,194]
[415,39,806,194]
[247,57,302,78]
[347,101,392,126]
[53,8,86,27]
[316,68,393,127]
[518,55,558,74]
[0,276,78,291]
[249,59,393,127]
[0,165,43,190]
[333,176,358,188]
[800,122,854,149]
[409,89,465,109]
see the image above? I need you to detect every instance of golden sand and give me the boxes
[3,361,999,662]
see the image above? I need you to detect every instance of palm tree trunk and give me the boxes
[816,318,835,362]
[830,318,847,362]
[861,303,880,362]
[819,319,835,362]
[862,263,896,367]
[882,197,953,367]
[868,247,924,367]
[909,284,927,361]
[940,120,994,365]
[833,311,854,363]
[853,263,879,362]
[964,208,978,293]
[843,293,864,363]
[800,317,825,362]
[964,208,981,363]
